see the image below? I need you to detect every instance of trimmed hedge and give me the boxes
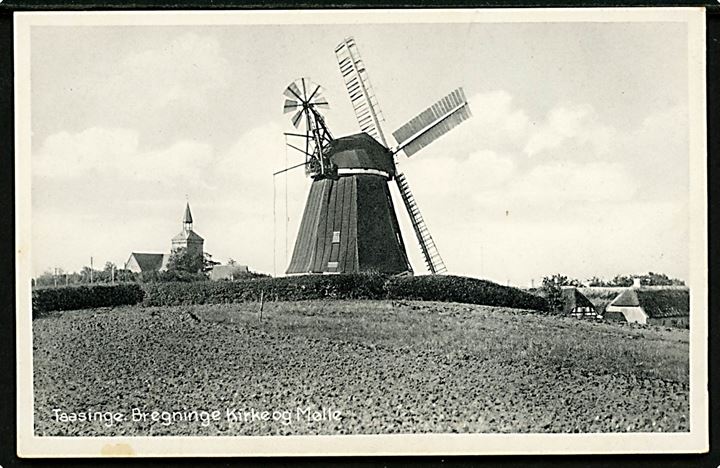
[141,274,547,311]
[32,283,145,316]
[385,275,547,311]
[142,274,388,306]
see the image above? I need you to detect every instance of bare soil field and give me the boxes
[33,300,689,436]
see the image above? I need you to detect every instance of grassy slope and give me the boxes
[33,300,689,436]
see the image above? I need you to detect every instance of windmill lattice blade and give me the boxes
[393,88,471,157]
[334,37,388,146]
[284,82,302,100]
[291,109,304,128]
[395,172,447,274]
[401,105,471,157]
[283,99,300,113]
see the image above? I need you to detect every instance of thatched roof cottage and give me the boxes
[604,287,689,328]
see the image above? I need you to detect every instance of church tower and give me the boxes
[171,202,204,262]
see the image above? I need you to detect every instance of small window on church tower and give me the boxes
[332,231,340,243]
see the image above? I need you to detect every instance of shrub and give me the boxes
[32,283,145,316]
[142,273,547,311]
[385,275,547,311]
[141,273,388,306]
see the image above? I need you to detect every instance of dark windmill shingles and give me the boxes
[328,133,395,175]
[336,177,355,273]
[345,177,359,273]
[319,177,341,272]
[286,179,326,274]
[286,133,409,275]
[356,175,406,273]
[312,178,337,272]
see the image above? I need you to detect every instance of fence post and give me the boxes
[259,289,265,323]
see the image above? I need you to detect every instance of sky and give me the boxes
[28,17,692,286]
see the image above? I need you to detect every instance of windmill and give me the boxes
[281,37,472,275]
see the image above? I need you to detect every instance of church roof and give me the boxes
[183,203,193,224]
[172,229,204,242]
[127,252,168,272]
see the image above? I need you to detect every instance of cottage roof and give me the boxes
[610,287,689,318]
[560,287,595,314]
[127,252,167,272]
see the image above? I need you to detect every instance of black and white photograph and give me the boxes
[14,8,708,457]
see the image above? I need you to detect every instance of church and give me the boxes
[124,203,204,273]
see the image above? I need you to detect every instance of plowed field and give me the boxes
[33,301,689,436]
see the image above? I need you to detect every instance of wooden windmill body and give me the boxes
[282,37,472,275]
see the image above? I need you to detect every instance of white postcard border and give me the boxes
[14,7,708,457]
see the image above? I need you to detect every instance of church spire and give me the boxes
[183,202,193,231]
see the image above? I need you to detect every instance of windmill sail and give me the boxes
[393,88,471,157]
[334,37,389,146]
[395,172,447,274]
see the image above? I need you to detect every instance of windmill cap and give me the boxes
[326,133,395,176]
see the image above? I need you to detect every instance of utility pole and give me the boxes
[90,256,93,284]
[53,267,58,287]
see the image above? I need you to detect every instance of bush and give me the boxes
[142,273,389,306]
[385,275,548,311]
[32,283,145,316]
[142,273,547,311]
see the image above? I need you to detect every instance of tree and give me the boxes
[543,273,584,288]
[587,276,609,287]
[202,252,221,273]
[541,275,565,313]
[641,272,685,286]
[166,247,204,274]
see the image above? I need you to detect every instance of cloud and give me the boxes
[402,90,530,161]
[34,127,214,187]
[99,32,229,113]
[611,105,688,201]
[500,160,637,205]
[31,120,313,275]
[524,104,616,158]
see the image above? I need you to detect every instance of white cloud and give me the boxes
[524,104,616,158]
[402,90,530,161]
[31,120,315,276]
[99,32,230,112]
[500,160,637,205]
[610,105,688,201]
[34,127,214,187]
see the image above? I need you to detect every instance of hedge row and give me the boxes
[142,274,387,306]
[142,274,547,311]
[32,283,145,316]
[31,275,548,314]
[386,275,548,311]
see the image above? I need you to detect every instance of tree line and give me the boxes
[33,248,267,288]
